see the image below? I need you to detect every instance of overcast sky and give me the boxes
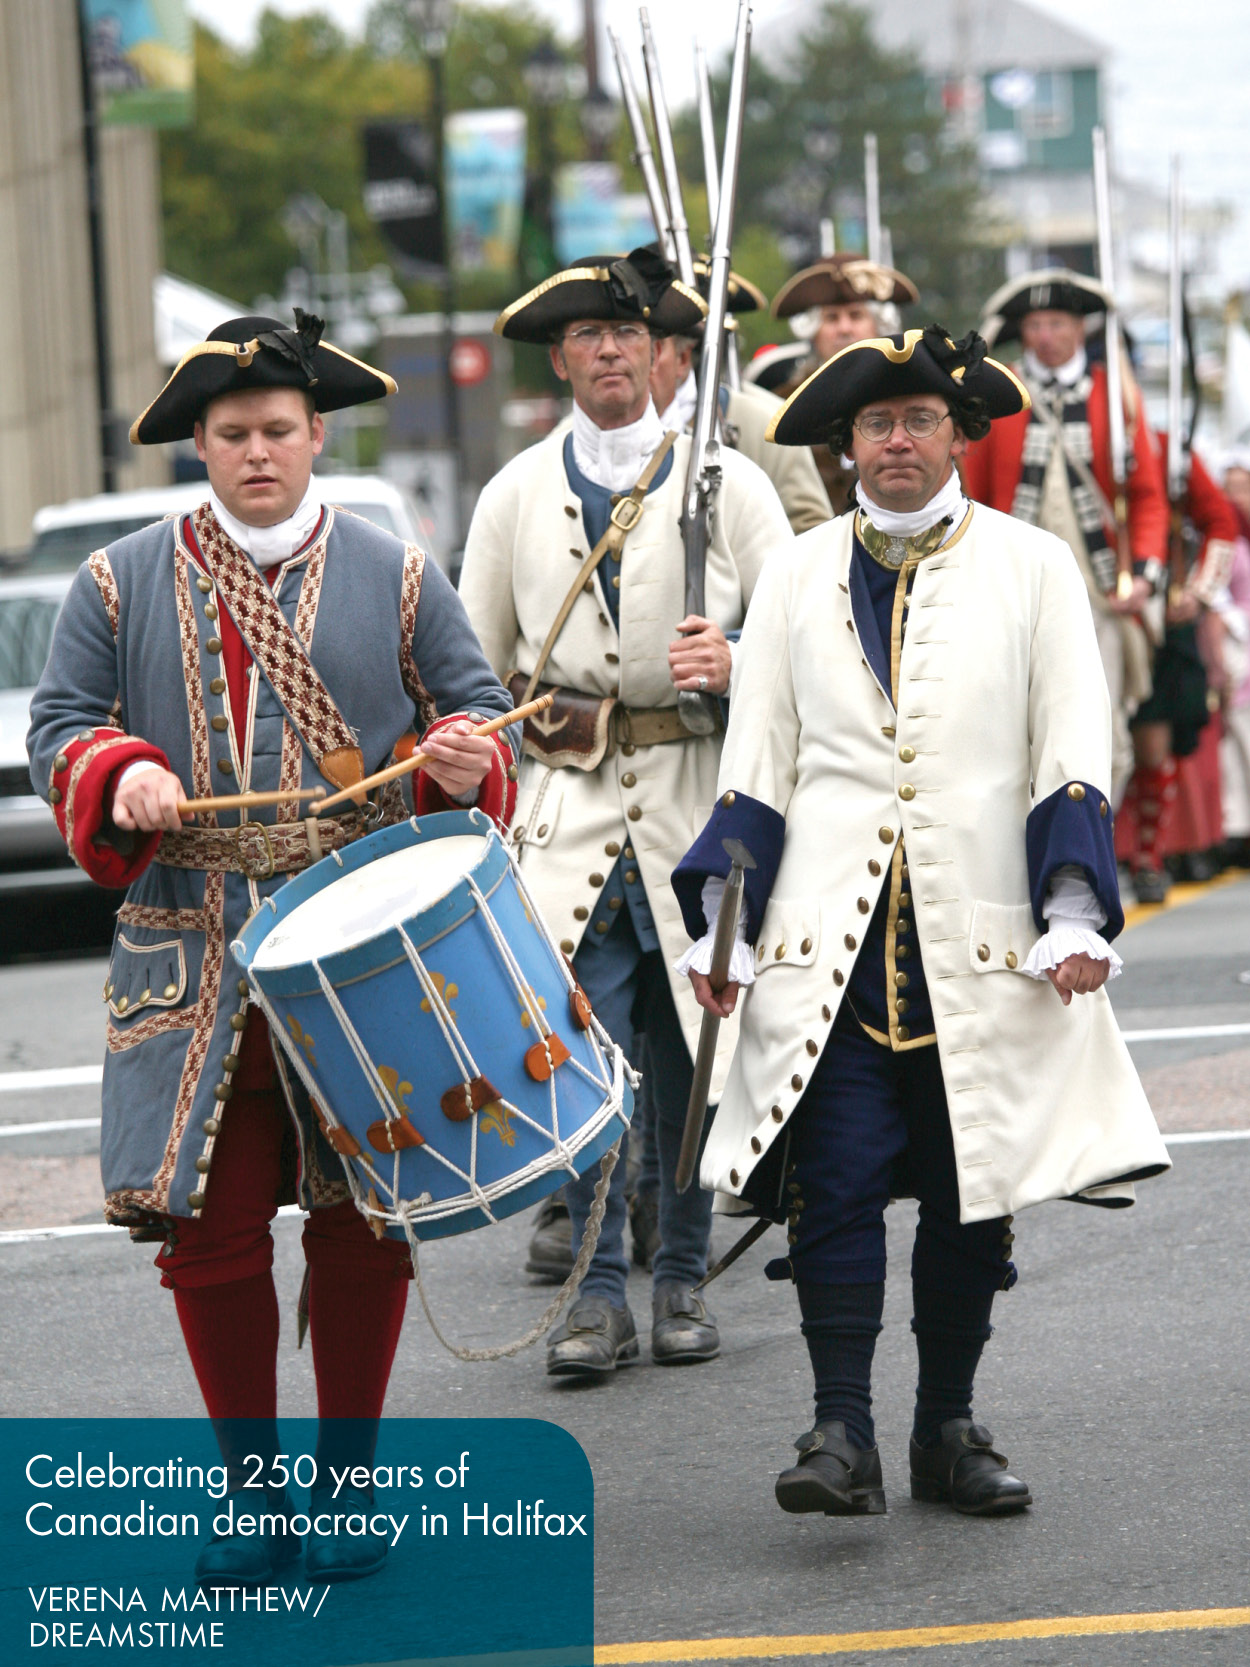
[187,0,1250,290]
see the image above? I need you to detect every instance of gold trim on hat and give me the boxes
[771,258,919,318]
[493,267,612,335]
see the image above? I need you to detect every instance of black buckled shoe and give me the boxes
[775,1422,886,1516]
[1132,865,1170,905]
[525,1191,575,1282]
[546,1298,639,1378]
[194,1490,301,1586]
[909,1419,1032,1515]
[650,1281,720,1365]
[305,1486,389,1582]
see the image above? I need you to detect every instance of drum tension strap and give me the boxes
[518,430,678,709]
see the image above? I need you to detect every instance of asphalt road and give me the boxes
[2,876,1248,1664]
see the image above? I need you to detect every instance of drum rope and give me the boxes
[400,1136,622,1362]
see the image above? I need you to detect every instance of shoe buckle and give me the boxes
[794,1430,824,1455]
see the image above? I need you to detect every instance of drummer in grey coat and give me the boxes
[27,310,517,1584]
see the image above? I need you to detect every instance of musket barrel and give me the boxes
[1167,154,1186,500]
[607,26,675,262]
[640,9,695,286]
[695,39,720,232]
[865,133,881,266]
[1093,124,1133,596]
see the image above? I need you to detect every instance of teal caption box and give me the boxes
[1,1418,592,1667]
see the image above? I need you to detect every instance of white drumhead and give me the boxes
[253,834,488,969]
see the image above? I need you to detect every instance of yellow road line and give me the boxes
[1121,867,1246,932]
[596,1607,1250,1662]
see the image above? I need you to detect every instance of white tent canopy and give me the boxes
[154,272,245,368]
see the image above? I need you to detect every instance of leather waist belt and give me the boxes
[613,704,705,748]
[155,813,370,881]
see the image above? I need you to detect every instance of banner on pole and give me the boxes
[446,108,528,276]
[554,164,656,267]
[81,0,194,128]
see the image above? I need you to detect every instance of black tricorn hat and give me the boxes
[495,247,707,343]
[766,324,1030,447]
[980,268,1113,346]
[130,309,397,445]
[772,254,919,319]
[690,256,768,316]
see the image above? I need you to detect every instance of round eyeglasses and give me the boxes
[853,410,950,442]
[562,322,652,349]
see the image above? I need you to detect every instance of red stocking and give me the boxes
[1132,758,1179,872]
[307,1262,408,1421]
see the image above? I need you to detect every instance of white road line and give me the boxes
[1164,1129,1250,1145]
[0,1065,103,1093]
[0,1205,305,1246]
[0,1118,101,1138]
[1121,1022,1250,1043]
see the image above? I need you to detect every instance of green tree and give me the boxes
[680,2,1002,348]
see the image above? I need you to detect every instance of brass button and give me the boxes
[211,715,228,732]
[790,1074,803,1091]
[188,1192,206,1210]
[237,979,249,997]
[196,576,212,593]
[574,906,589,921]
[508,763,519,781]
[845,619,854,631]
[624,846,634,858]
[800,937,812,954]
[115,995,129,1014]
[621,743,636,756]
[750,1136,761,1154]
[896,971,909,988]
[730,1169,739,1187]
[821,1004,831,1021]
[229,1013,247,1031]
[625,869,637,882]
[210,677,226,695]
[879,827,894,844]
[722,791,736,808]
[536,823,549,838]
[805,1039,818,1057]
[195,1156,211,1174]
[897,997,910,1015]
[205,637,223,655]
[881,726,895,737]
[605,651,619,664]
[77,729,94,742]
[608,897,622,910]
[897,944,910,959]
[163,983,177,999]
[213,1083,233,1101]
[899,892,911,907]
[564,505,578,518]
[513,825,527,841]
[844,934,856,951]
[627,805,642,821]
[899,745,915,763]
[774,943,786,960]
[54,753,68,772]
[595,921,609,933]
[612,575,621,589]
[560,939,575,953]
[204,603,218,621]
[1100,800,1108,817]
[1067,782,1086,801]
[139,987,151,1003]
[857,896,870,914]
[977,944,990,962]
[49,787,62,805]
[771,1106,784,1122]
[621,772,636,788]
[899,783,915,801]
[833,970,844,986]
[1005,950,1019,969]
[897,919,910,935]
[217,758,234,775]
[202,1118,220,1136]
[605,841,620,856]
[897,1025,911,1041]
[868,859,881,876]
[590,871,604,886]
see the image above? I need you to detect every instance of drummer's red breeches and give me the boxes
[157,1019,410,1421]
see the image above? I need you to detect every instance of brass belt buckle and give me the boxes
[236,820,276,881]
[609,493,643,533]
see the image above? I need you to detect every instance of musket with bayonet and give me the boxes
[674,0,753,739]
[640,9,695,287]
[675,837,756,1194]
[695,37,741,391]
[1166,153,1189,607]
[1092,126,1135,602]
[607,25,675,263]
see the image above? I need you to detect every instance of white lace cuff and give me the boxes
[118,760,163,789]
[1021,919,1122,981]
[1043,867,1107,926]
[673,875,756,986]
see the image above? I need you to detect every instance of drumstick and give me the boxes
[313,694,554,815]
[177,787,327,816]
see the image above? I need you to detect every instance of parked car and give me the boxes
[27,473,437,573]
[3,479,435,892]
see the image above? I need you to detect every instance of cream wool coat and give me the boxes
[459,428,794,1092]
[701,502,1170,1220]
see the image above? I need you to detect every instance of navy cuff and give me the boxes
[1025,781,1124,941]
[672,790,786,943]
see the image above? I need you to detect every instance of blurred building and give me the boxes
[0,1,165,555]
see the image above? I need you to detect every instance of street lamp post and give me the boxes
[524,40,566,273]
[407,0,460,546]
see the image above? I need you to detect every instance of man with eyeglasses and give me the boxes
[674,325,1167,1520]
[459,249,792,1380]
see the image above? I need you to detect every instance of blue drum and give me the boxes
[231,810,632,1240]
